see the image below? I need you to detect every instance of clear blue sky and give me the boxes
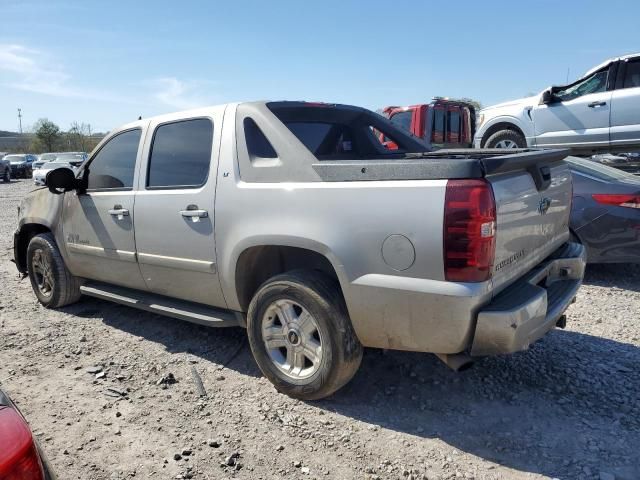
[1,0,638,133]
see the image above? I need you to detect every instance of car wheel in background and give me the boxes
[26,233,82,308]
[247,270,363,400]
[2,167,9,183]
[485,129,527,149]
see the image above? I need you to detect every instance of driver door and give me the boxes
[533,68,612,149]
[62,127,148,290]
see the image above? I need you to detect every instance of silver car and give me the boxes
[14,101,585,399]
[475,53,640,154]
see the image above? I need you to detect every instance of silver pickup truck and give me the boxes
[13,101,586,399]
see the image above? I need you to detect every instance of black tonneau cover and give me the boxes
[312,148,570,190]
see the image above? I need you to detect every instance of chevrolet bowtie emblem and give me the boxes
[538,197,552,215]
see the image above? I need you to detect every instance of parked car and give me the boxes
[379,98,475,149]
[0,154,10,182]
[475,53,640,154]
[52,152,87,168]
[32,153,59,170]
[14,101,585,399]
[5,154,36,178]
[568,157,640,263]
[33,160,78,186]
[589,153,640,175]
[0,387,55,479]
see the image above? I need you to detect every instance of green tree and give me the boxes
[33,118,61,152]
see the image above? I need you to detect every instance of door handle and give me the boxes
[588,101,606,108]
[180,206,208,222]
[108,205,129,219]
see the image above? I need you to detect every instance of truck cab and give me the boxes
[380,98,475,150]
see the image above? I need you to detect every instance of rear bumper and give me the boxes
[471,242,586,356]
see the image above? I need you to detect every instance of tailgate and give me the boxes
[485,153,572,293]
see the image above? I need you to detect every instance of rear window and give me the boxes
[389,111,412,133]
[566,157,635,181]
[286,122,354,156]
[268,103,425,160]
[448,110,460,134]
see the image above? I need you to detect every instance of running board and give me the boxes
[80,282,242,328]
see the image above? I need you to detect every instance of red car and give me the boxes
[0,388,54,479]
[379,98,475,150]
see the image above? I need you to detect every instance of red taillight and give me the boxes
[592,194,640,209]
[0,407,45,480]
[444,179,496,282]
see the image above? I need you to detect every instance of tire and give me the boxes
[2,167,9,183]
[485,129,526,149]
[27,233,82,308]
[247,270,363,400]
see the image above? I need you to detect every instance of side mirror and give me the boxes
[540,89,554,105]
[47,168,77,195]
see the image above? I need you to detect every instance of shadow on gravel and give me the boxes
[319,330,640,479]
[60,298,261,378]
[584,263,640,292]
[58,263,640,480]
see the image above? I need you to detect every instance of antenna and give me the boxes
[566,67,570,84]
[17,108,23,134]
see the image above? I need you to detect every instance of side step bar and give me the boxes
[80,281,242,328]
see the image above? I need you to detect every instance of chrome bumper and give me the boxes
[471,242,586,356]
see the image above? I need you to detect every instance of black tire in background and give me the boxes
[2,167,9,183]
[247,270,363,400]
[485,129,527,149]
[26,233,82,308]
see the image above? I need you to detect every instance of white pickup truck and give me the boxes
[14,101,585,399]
[475,53,640,154]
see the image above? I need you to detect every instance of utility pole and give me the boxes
[17,108,23,134]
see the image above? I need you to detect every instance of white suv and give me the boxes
[474,53,640,154]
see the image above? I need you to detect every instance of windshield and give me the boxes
[566,157,635,181]
[44,161,72,168]
[55,153,85,162]
[40,153,57,161]
[5,155,25,162]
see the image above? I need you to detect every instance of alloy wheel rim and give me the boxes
[31,248,54,297]
[261,299,323,380]
[494,139,518,148]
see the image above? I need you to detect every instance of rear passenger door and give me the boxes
[610,57,640,149]
[134,109,227,307]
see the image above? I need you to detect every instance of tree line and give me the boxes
[4,119,105,154]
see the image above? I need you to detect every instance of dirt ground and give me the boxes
[1,178,639,480]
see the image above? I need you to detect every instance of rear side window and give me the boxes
[87,129,141,190]
[623,60,640,88]
[147,118,213,189]
[244,118,277,158]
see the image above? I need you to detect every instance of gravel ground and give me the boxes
[1,178,639,480]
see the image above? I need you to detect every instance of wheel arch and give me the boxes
[15,223,53,273]
[480,120,527,148]
[233,243,345,313]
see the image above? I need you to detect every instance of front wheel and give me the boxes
[485,129,526,149]
[2,167,9,183]
[27,233,82,308]
[247,270,363,400]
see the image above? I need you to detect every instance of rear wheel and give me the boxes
[247,270,363,400]
[485,129,526,149]
[27,233,82,308]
